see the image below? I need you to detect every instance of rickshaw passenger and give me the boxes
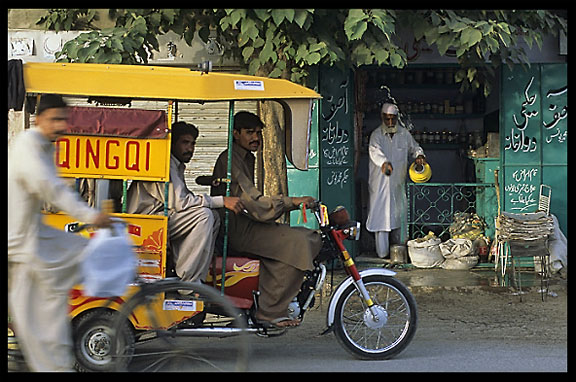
[8,94,113,371]
[211,111,322,328]
[126,121,244,284]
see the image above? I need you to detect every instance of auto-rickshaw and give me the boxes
[10,62,417,372]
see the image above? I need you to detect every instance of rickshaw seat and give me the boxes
[164,238,260,279]
[216,247,260,260]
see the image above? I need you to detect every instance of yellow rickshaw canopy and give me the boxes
[23,62,320,102]
[23,62,320,171]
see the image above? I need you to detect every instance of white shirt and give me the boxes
[125,154,224,216]
[8,129,99,263]
[366,124,424,232]
[170,154,224,212]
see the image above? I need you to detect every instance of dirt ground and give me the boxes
[305,270,568,346]
[410,285,568,345]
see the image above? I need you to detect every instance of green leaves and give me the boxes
[219,9,325,81]
[39,9,567,92]
[344,9,395,41]
[37,9,98,31]
[55,17,151,64]
[221,8,405,81]
[460,27,482,48]
[344,9,368,40]
[345,9,403,68]
[408,10,540,95]
[271,9,295,25]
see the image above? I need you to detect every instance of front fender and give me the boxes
[325,268,397,328]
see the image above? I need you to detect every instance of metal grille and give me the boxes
[406,182,496,239]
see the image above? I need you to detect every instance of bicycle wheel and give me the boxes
[333,275,418,360]
[8,328,28,372]
[110,280,250,372]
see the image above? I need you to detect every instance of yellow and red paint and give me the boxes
[44,212,202,329]
[206,257,260,309]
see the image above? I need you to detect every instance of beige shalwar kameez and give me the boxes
[8,129,100,371]
[126,154,222,282]
[211,143,322,321]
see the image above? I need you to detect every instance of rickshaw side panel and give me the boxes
[43,213,203,329]
[43,212,168,282]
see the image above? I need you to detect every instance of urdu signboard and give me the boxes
[500,63,567,232]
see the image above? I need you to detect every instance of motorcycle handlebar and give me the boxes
[195,175,321,210]
[195,176,232,187]
[305,200,321,211]
[196,175,218,187]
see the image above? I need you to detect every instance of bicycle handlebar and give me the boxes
[65,218,126,233]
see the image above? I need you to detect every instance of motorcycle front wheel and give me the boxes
[333,275,417,360]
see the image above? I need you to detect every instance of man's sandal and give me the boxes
[255,316,300,337]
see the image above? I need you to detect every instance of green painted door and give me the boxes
[500,63,567,233]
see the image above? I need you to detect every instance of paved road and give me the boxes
[228,281,568,372]
[127,270,567,372]
[130,289,566,372]
[244,329,567,372]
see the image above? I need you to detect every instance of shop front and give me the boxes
[294,37,566,264]
[354,63,499,257]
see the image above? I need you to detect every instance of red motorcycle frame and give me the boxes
[194,200,418,360]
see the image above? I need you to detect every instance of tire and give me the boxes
[8,331,29,372]
[72,309,135,372]
[333,275,418,360]
[110,279,250,372]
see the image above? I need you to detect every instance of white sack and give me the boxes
[407,236,444,268]
[441,255,479,270]
[549,214,567,273]
[439,238,473,259]
[439,238,477,269]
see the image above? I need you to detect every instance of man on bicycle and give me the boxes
[8,94,112,371]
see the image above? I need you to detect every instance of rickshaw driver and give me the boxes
[126,121,244,284]
[211,111,322,329]
[8,94,113,371]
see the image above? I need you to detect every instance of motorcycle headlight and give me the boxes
[329,206,361,240]
[343,222,361,240]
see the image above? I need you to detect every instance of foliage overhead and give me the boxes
[37,9,567,96]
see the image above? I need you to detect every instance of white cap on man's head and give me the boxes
[381,103,399,115]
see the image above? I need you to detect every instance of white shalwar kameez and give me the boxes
[125,154,223,283]
[8,129,100,371]
[367,122,424,258]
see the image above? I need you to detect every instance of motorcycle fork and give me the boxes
[329,230,378,313]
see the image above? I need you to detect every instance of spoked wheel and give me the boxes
[333,275,417,360]
[8,327,29,372]
[109,280,251,372]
